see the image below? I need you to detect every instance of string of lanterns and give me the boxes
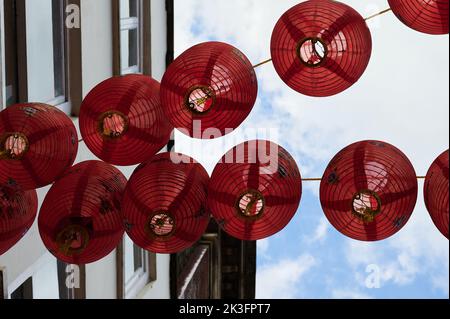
[1,0,448,263]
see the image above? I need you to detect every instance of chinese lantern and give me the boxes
[320,141,418,241]
[424,150,449,239]
[79,74,172,166]
[160,42,258,138]
[388,0,449,35]
[0,103,78,190]
[122,153,210,254]
[271,0,372,97]
[0,182,38,256]
[207,140,302,241]
[38,161,127,264]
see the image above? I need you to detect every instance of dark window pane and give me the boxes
[52,0,66,98]
[120,28,139,71]
[11,277,33,300]
[3,0,19,106]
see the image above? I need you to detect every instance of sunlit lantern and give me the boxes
[424,150,449,239]
[271,0,372,97]
[0,103,78,190]
[388,0,449,35]
[320,141,418,241]
[207,140,302,241]
[122,153,210,254]
[38,161,127,264]
[79,74,172,166]
[0,182,38,256]
[160,42,258,138]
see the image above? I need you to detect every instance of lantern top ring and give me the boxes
[296,37,329,68]
[0,132,30,160]
[145,211,176,240]
[184,85,216,115]
[235,189,266,221]
[56,224,90,257]
[351,189,382,223]
[97,110,130,139]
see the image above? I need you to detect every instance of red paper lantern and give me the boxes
[424,150,449,239]
[0,103,78,190]
[38,161,127,264]
[122,153,210,254]
[0,183,38,255]
[79,74,172,166]
[320,141,418,241]
[161,42,258,139]
[388,0,449,35]
[207,141,302,241]
[271,0,372,97]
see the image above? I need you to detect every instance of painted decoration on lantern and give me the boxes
[122,153,210,254]
[424,150,449,239]
[0,103,78,190]
[271,0,372,97]
[207,140,302,241]
[0,182,38,256]
[388,0,449,35]
[320,141,418,241]
[79,74,172,166]
[38,161,127,264]
[160,42,258,138]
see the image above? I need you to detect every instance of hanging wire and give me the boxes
[365,7,392,21]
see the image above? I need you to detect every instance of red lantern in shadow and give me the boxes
[122,153,210,254]
[207,141,302,241]
[79,74,172,166]
[0,103,78,190]
[38,161,127,264]
[0,183,38,256]
[271,0,372,97]
[388,0,449,35]
[161,42,258,139]
[424,150,449,239]
[320,141,418,241]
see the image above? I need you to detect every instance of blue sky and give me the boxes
[173,0,449,299]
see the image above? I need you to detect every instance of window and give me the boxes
[117,235,157,299]
[0,267,7,299]
[1,0,27,108]
[10,277,33,299]
[1,0,82,115]
[113,0,151,76]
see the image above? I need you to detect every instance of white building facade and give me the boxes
[0,0,173,299]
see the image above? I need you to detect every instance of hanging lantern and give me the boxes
[0,182,38,256]
[424,150,449,239]
[160,42,258,138]
[271,0,372,97]
[38,161,127,264]
[207,140,302,241]
[122,153,210,254]
[320,141,418,241]
[388,0,449,35]
[0,103,78,190]
[79,74,172,166]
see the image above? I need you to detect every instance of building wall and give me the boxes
[0,0,171,299]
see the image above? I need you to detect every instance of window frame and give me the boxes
[0,0,83,116]
[112,0,152,76]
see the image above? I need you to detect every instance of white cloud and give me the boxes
[306,217,330,244]
[344,197,449,295]
[256,254,316,299]
[257,238,272,261]
[331,289,373,300]
[175,0,449,298]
